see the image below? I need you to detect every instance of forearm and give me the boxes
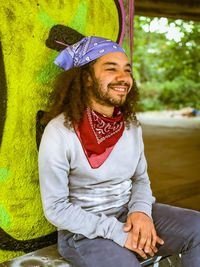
[128,127,155,218]
[42,192,128,247]
[128,179,155,218]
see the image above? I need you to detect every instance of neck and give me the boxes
[90,99,114,117]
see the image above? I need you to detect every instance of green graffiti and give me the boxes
[0,168,10,182]
[37,1,88,84]
[38,10,56,30]
[69,1,87,33]
[0,204,11,228]
[0,168,11,227]
[37,51,62,83]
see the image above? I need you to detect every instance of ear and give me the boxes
[87,73,93,86]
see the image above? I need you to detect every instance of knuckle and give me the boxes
[132,236,138,243]
[139,237,146,245]
[139,251,145,256]
[132,234,139,242]
[145,242,151,249]
[153,235,157,241]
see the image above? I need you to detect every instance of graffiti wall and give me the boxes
[0,0,131,262]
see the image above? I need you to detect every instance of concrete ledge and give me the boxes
[137,111,200,128]
[0,244,181,267]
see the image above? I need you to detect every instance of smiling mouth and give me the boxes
[109,82,130,93]
[110,86,128,93]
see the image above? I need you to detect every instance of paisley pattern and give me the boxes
[88,108,123,144]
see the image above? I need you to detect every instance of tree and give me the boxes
[133,16,200,111]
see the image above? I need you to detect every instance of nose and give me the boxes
[115,70,130,82]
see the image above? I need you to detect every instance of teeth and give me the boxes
[114,88,125,91]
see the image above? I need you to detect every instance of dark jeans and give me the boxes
[58,203,200,267]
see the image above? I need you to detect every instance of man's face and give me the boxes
[90,52,133,107]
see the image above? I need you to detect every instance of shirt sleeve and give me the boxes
[38,121,128,247]
[128,126,155,218]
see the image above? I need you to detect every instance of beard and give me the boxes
[90,77,131,107]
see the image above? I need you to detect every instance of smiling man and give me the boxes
[38,36,200,267]
[90,52,132,109]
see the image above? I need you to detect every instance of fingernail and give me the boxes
[145,249,149,253]
[133,245,137,248]
[139,247,142,250]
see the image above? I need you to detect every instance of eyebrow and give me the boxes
[103,62,131,68]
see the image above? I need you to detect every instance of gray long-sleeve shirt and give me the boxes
[38,113,155,247]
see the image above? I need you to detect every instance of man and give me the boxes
[39,36,200,267]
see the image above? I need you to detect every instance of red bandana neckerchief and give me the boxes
[74,107,125,168]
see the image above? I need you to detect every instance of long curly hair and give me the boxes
[41,61,139,128]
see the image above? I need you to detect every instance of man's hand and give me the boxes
[124,212,164,259]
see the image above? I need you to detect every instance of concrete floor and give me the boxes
[140,114,200,211]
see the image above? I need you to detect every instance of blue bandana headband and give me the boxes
[54,36,126,71]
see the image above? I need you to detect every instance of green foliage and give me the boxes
[158,77,200,109]
[133,16,200,111]
[137,82,164,111]
[137,77,200,111]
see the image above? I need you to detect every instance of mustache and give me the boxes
[108,82,130,87]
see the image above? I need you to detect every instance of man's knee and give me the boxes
[185,210,200,243]
[171,207,200,250]
[153,204,200,243]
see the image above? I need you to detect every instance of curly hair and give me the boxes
[41,60,139,128]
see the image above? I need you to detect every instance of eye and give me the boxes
[125,69,131,73]
[106,68,116,71]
